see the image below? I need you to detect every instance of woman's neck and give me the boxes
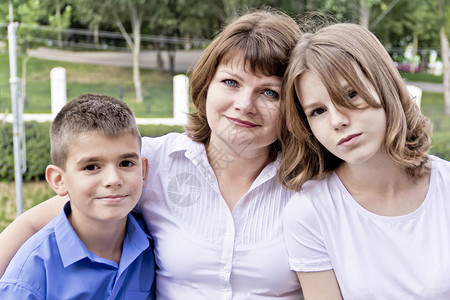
[206,140,274,211]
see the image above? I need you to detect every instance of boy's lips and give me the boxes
[97,194,128,203]
[226,116,258,128]
[338,133,362,146]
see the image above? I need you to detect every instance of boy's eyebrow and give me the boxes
[76,152,140,165]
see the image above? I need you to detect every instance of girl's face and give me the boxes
[297,71,387,165]
[205,55,281,158]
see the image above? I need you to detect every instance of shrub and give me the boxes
[430,131,450,161]
[0,122,184,181]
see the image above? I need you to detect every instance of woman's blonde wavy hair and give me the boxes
[185,9,301,155]
[278,23,432,191]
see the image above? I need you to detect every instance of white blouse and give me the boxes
[139,133,301,300]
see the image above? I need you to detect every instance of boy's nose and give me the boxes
[104,168,123,188]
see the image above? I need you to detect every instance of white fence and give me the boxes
[0,68,190,126]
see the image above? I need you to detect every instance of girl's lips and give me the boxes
[226,116,258,128]
[338,133,362,146]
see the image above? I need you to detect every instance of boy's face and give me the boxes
[49,132,147,224]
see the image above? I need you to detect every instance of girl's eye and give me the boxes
[84,164,99,171]
[348,90,358,99]
[263,89,279,99]
[310,108,326,117]
[120,160,135,167]
[223,79,238,87]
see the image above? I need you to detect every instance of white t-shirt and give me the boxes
[283,155,450,299]
[138,133,302,300]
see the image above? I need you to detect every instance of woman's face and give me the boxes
[298,71,387,166]
[205,56,281,158]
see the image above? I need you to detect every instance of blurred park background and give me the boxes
[0,0,449,230]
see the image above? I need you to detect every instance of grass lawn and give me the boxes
[400,71,443,83]
[0,53,175,117]
[0,181,55,232]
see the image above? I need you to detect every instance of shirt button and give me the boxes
[222,292,231,300]
[223,265,231,272]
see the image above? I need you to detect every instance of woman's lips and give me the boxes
[226,116,258,128]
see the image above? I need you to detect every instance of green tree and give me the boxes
[71,0,157,103]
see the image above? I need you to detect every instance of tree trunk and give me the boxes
[410,32,418,73]
[94,25,99,47]
[56,0,63,48]
[440,26,450,115]
[359,0,371,28]
[132,29,143,103]
[439,0,450,115]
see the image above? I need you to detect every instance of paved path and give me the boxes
[27,47,203,73]
[406,81,443,93]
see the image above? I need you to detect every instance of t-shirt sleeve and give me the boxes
[283,192,333,272]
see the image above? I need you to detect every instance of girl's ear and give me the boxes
[45,165,68,196]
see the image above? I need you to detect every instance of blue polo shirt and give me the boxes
[0,202,155,300]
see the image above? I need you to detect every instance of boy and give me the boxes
[0,94,155,299]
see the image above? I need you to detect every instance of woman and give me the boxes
[0,9,303,299]
[279,23,450,299]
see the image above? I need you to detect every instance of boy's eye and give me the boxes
[84,164,99,171]
[263,89,279,99]
[223,79,238,87]
[120,160,135,167]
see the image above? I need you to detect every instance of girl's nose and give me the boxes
[330,106,350,130]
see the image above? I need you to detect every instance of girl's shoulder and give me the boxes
[430,155,450,181]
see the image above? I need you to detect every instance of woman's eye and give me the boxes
[263,89,279,99]
[84,164,99,171]
[223,79,238,87]
[120,160,135,167]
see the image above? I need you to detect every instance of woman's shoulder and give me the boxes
[141,132,193,155]
[142,132,185,147]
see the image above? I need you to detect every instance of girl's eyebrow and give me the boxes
[301,100,321,111]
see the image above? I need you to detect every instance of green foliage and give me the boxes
[400,72,443,83]
[138,124,184,137]
[0,122,51,182]
[0,122,184,181]
[430,131,450,160]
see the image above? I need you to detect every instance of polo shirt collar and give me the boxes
[55,202,151,271]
